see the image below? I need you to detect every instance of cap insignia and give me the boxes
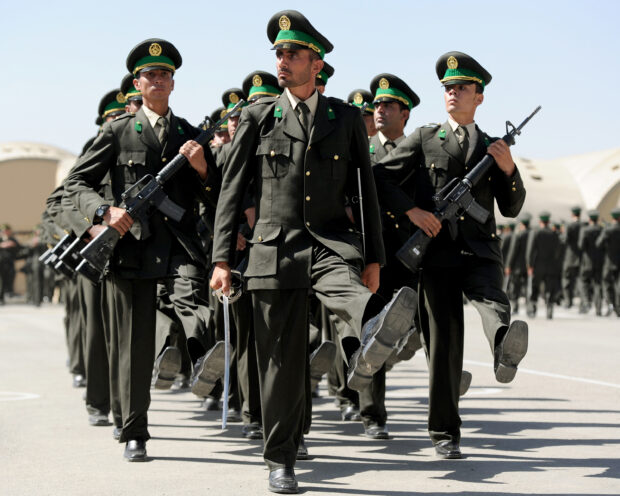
[447,56,458,70]
[116,92,126,104]
[253,75,263,87]
[379,78,389,90]
[279,15,291,30]
[220,109,228,119]
[149,43,162,57]
[229,93,239,104]
[353,92,363,105]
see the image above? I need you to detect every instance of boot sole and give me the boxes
[153,347,182,390]
[191,341,227,397]
[495,321,528,383]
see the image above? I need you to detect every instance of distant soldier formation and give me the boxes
[2,9,618,495]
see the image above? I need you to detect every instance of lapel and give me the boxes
[136,107,162,154]
[466,124,487,167]
[278,94,307,143]
[440,120,463,163]
[309,93,335,146]
[162,112,185,158]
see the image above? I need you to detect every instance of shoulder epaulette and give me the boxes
[254,96,278,106]
[422,123,441,128]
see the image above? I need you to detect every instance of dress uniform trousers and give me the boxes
[65,278,85,377]
[252,244,375,470]
[420,252,510,445]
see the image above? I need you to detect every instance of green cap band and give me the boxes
[227,101,248,111]
[274,29,325,59]
[102,100,125,118]
[316,70,329,85]
[249,85,281,99]
[441,67,485,88]
[352,101,374,113]
[374,87,413,110]
[132,55,176,75]
[125,87,142,100]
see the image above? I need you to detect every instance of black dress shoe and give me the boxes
[202,396,220,411]
[191,341,228,397]
[364,424,389,439]
[268,467,298,494]
[341,405,361,421]
[296,436,309,460]
[152,346,182,390]
[434,440,462,459]
[88,409,111,426]
[123,439,147,462]
[226,408,242,423]
[494,320,528,383]
[171,374,191,391]
[112,426,122,440]
[241,423,263,440]
[72,374,86,388]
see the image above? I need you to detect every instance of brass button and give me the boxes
[386,211,391,215]
[257,235,263,242]
[84,217,89,222]
[306,171,310,176]
[430,163,435,169]
[512,187,517,191]
[162,157,167,162]
[491,233,496,238]
[305,196,311,201]
[307,145,311,151]
[465,167,469,170]
[306,222,310,227]
[164,216,168,221]
[395,224,399,228]
[512,181,516,185]
[205,186,211,191]
[348,228,354,232]
[270,150,275,157]
[488,176,492,181]
[334,154,339,160]
[390,214,395,219]
[128,160,134,166]
[460,216,465,221]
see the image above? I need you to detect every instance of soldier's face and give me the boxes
[374,101,408,134]
[276,49,322,88]
[213,131,230,146]
[444,83,483,116]
[227,115,240,139]
[135,69,174,103]
[363,114,377,137]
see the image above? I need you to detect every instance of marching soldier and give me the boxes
[596,207,620,316]
[578,210,604,315]
[505,214,531,313]
[65,39,222,461]
[373,51,528,459]
[562,206,583,308]
[120,72,143,113]
[347,89,377,137]
[210,11,416,493]
[526,211,561,319]
[315,60,333,94]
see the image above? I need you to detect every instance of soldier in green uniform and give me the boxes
[65,39,221,461]
[505,214,531,313]
[373,51,528,459]
[314,60,333,94]
[120,72,143,113]
[0,225,21,304]
[597,207,620,316]
[526,212,561,319]
[562,206,583,308]
[578,210,604,315]
[210,11,416,493]
[348,89,376,137]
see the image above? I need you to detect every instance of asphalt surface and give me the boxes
[1,301,619,496]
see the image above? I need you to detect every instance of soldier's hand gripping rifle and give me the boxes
[396,106,541,272]
[76,100,245,282]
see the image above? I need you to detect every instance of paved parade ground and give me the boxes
[1,302,619,496]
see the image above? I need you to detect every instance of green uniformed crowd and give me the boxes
[3,9,619,494]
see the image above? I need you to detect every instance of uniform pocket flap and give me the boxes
[248,224,282,244]
[117,150,147,167]
[256,139,291,158]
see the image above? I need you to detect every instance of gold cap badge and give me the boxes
[252,75,263,87]
[447,56,458,70]
[220,109,228,119]
[379,78,389,90]
[279,15,291,30]
[149,43,162,57]
[229,93,239,104]
[353,92,363,105]
[116,92,126,104]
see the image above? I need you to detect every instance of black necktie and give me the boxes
[297,102,311,136]
[384,140,396,153]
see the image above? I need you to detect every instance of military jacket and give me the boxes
[562,220,583,269]
[506,228,529,274]
[526,226,561,275]
[578,224,604,273]
[65,108,220,279]
[211,93,385,290]
[373,122,526,267]
[501,231,513,265]
[596,222,620,271]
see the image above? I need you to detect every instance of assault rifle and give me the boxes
[76,100,244,282]
[39,233,75,271]
[396,106,541,272]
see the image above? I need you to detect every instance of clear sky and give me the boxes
[2,0,618,160]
